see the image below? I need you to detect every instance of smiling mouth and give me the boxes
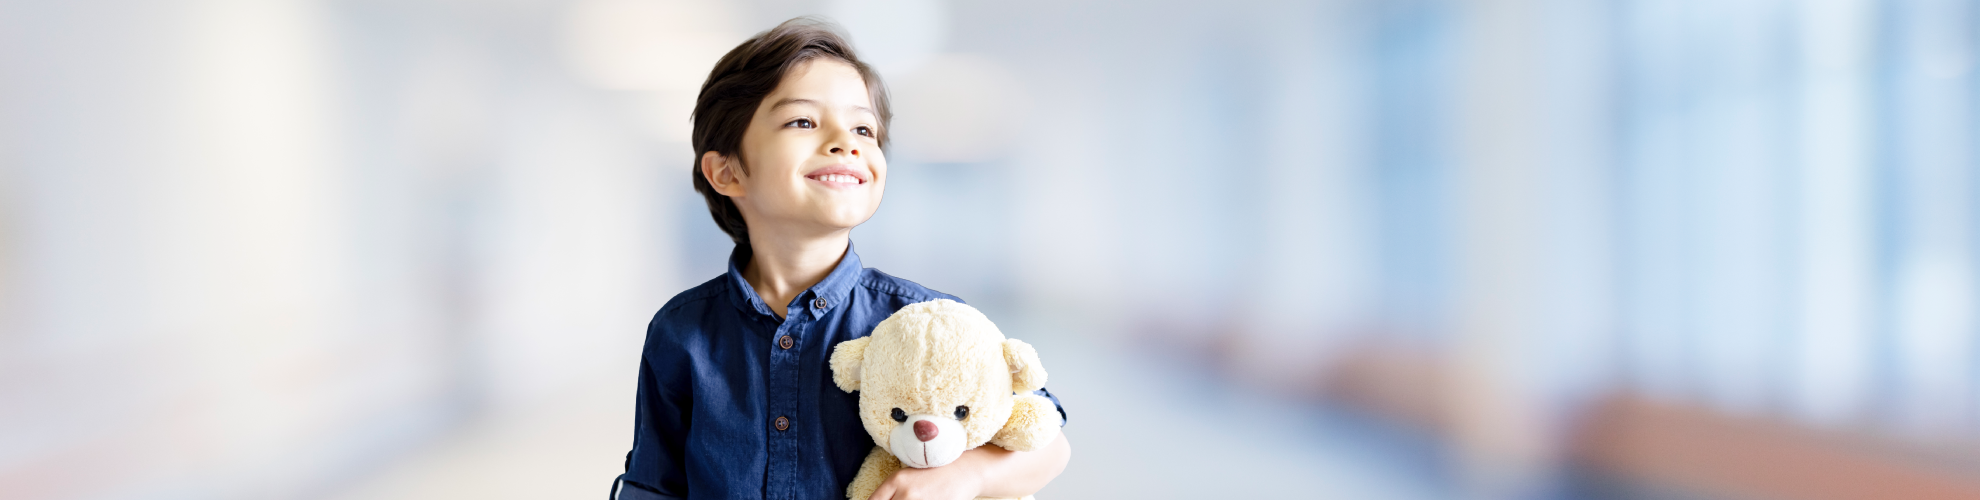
[809,173,864,184]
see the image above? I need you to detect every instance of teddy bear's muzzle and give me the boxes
[889,414,967,468]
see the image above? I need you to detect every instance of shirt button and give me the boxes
[779,335,794,350]
[813,298,828,309]
[774,416,790,431]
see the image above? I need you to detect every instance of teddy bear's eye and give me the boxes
[891,408,907,422]
[954,405,969,420]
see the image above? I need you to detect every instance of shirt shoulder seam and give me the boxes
[658,276,729,316]
[857,270,958,302]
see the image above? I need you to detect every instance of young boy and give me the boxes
[612,18,1071,500]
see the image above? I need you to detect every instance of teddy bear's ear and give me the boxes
[1003,338,1047,393]
[829,336,871,393]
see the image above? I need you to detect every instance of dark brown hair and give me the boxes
[691,17,891,248]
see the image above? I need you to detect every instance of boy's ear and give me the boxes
[701,151,747,197]
[1003,339,1047,393]
[830,336,871,393]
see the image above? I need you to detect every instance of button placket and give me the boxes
[764,315,808,496]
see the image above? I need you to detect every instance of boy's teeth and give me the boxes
[816,174,857,183]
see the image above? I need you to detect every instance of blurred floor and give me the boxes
[321,379,633,500]
[1022,317,1455,499]
[323,315,1455,499]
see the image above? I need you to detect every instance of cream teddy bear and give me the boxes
[829,299,1060,500]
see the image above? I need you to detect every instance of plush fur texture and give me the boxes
[830,299,1057,500]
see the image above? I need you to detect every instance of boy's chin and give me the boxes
[815,202,879,225]
[802,209,876,231]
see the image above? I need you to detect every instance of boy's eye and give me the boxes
[786,118,815,129]
[854,125,874,137]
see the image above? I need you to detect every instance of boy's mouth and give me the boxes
[804,164,870,188]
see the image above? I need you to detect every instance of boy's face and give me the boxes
[716,58,885,236]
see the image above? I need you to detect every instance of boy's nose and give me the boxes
[829,146,858,156]
[912,420,938,442]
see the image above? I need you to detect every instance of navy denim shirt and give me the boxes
[614,243,1065,500]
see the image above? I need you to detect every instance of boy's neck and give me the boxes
[741,229,851,319]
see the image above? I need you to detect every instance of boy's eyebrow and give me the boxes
[768,98,819,112]
[768,98,876,117]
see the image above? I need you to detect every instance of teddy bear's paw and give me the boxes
[989,394,1059,452]
[846,447,901,499]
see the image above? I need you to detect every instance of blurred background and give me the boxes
[4,0,1979,498]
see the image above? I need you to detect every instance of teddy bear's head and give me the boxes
[828,299,1047,468]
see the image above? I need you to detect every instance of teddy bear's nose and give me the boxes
[913,420,938,442]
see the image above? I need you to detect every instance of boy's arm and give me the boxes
[864,429,1071,500]
[620,323,694,498]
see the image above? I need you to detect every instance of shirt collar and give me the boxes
[725,241,864,320]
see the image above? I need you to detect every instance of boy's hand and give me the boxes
[866,457,985,500]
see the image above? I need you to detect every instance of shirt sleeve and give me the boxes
[622,324,693,497]
[1032,387,1067,426]
[612,474,681,500]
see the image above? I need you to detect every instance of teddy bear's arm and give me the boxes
[846,446,902,500]
[988,393,1059,452]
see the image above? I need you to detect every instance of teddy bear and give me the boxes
[828,299,1060,500]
